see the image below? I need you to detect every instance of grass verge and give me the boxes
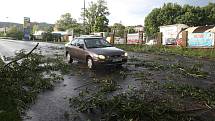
[115,44,215,59]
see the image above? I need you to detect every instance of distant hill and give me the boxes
[0,22,54,31]
[0,22,22,28]
[31,22,54,31]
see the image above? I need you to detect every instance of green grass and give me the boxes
[115,44,215,59]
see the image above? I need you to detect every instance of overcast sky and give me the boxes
[0,0,214,26]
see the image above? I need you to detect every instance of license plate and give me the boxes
[112,58,122,62]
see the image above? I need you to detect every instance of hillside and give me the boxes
[0,22,22,28]
[0,22,53,31]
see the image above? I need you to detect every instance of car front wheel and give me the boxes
[87,57,94,69]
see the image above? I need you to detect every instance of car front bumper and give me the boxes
[93,57,128,66]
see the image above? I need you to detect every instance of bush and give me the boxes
[0,32,6,37]
[6,27,24,40]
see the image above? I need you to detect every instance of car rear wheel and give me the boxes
[66,53,73,63]
[87,57,94,69]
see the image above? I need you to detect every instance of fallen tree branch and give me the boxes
[4,43,39,68]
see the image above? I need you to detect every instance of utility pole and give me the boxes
[4,17,9,36]
[83,0,86,34]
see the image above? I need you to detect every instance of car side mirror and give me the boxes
[79,44,85,49]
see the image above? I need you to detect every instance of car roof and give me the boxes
[75,36,103,39]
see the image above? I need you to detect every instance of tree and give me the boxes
[144,8,161,37]
[32,24,39,34]
[55,13,78,31]
[55,13,83,35]
[46,26,54,33]
[84,0,110,33]
[125,26,136,34]
[42,32,53,42]
[111,23,125,37]
[6,26,23,40]
[0,32,5,37]
[175,5,200,26]
[203,3,215,25]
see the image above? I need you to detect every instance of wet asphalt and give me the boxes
[0,39,140,121]
[23,65,140,121]
[1,39,215,121]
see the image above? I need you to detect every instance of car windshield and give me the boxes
[84,38,112,48]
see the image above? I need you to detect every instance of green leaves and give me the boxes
[163,83,215,108]
[111,23,126,38]
[0,51,70,121]
[70,87,194,121]
[55,13,80,33]
[6,26,24,40]
[84,0,110,33]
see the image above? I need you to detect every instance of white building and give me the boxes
[33,30,46,40]
[133,25,144,32]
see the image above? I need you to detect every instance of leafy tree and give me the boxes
[46,26,54,33]
[42,32,53,42]
[158,3,182,25]
[32,24,39,34]
[175,5,200,26]
[0,32,5,37]
[144,8,161,37]
[111,23,125,37]
[55,13,78,31]
[125,26,136,34]
[203,3,215,25]
[84,0,110,33]
[6,26,23,40]
[55,13,83,35]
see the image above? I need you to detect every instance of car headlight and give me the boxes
[124,52,128,56]
[98,55,106,59]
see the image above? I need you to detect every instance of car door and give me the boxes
[67,38,78,59]
[75,39,87,62]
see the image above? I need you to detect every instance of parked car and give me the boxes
[165,38,177,45]
[65,36,128,69]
